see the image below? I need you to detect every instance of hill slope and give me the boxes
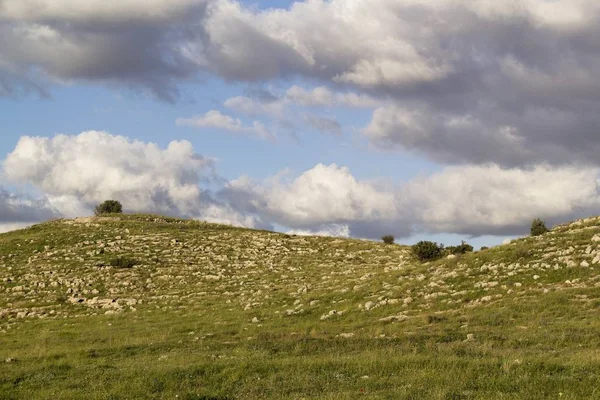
[1,214,600,399]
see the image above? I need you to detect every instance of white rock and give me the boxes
[581,261,590,268]
[447,254,457,260]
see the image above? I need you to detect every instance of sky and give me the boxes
[2,0,600,248]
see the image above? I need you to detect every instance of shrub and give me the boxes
[109,256,138,269]
[381,235,395,245]
[412,241,444,262]
[530,218,548,236]
[446,240,474,255]
[480,246,489,251]
[95,200,123,216]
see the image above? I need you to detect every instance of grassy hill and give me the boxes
[1,214,600,399]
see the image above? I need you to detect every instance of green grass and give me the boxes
[1,214,600,398]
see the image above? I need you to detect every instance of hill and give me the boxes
[1,214,600,399]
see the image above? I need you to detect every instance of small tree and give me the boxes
[412,241,444,262]
[95,200,123,216]
[446,240,474,255]
[530,218,548,236]
[381,235,395,245]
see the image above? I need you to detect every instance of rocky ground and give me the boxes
[2,214,600,331]
[2,214,600,399]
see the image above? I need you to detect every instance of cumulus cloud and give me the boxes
[219,164,409,238]
[176,110,276,141]
[1,131,274,231]
[400,164,600,236]
[220,163,600,238]
[3,131,600,239]
[3,131,212,216]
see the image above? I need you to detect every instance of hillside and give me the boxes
[1,214,600,399]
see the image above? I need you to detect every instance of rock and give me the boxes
[581,261,590,268]
[465,334,475,342]
[379,314,408,323]
[5,357,16,363]
[592,234,600,242]
[533,275,540,280]
[447,254,457,260]
[338,333,355,338]
[364,301,374,311]
[251,317,259,323]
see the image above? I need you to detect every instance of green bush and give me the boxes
[480,246,489,251]
[109,256,138,269]
[412,241,444,262]
[446,240,474,255]
[530,218,548,236]
[95,200,123,216]
[381,235,395,245]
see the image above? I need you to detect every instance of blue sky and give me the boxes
[2,0,600,247]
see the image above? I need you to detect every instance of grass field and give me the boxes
[1,215,600,399]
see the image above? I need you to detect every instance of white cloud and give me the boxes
[400,164,600,236]
[285,85,380,108]
[176,110,276,141]
[221,162,600,238]
[224,96,285,116]
[3,131,212,216]
[177,110,243,130]
[287,224,350,238]
[3,131,600,239]
[1,131,274,230]
[221,163,401,237]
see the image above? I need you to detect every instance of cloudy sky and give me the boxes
[2,0,600,247]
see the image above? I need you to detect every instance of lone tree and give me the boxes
[381,235,395,245]
[95,200,123,216]
[530,218,548,236]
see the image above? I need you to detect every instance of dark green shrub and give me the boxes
[480,246,489,251]
[530,218,548,236]
[109,256,138,269]
[95,200,123,216]
[412,241,444,262]
[446,240,474,255]
[381,235,395,245]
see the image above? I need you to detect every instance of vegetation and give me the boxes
[109,256,138,269]
[446,240,474,255]
[94,200,123,216]
[381,234,394,244]
[531,217,549,236]
[412,240,444,261]
[1,213,600,398]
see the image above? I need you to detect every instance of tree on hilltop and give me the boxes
[95,200,123,216]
